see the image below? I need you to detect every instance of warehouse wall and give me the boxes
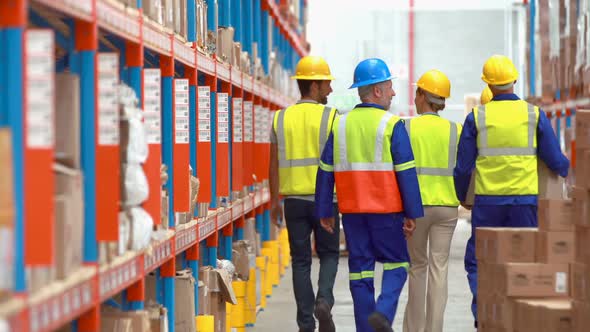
[307,0,524,123]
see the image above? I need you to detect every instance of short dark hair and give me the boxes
[297,80,321,97]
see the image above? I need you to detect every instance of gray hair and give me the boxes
[358,81,387,102]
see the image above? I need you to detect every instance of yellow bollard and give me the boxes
[226,302,232,332]
[256,255,268,308]
[263,241,280,287]
[260,247,273,298]
[231,281,247,329]
[196,315,215,332]
[246,267,257,325]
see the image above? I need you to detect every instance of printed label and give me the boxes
[26,30,54,149]
[243,101,253,142]
[174,79,189,144]
[144,69,162,144]
[217,93,229,143]
[232,98,243,143]
[197,86,211,142]
[97,53,119,146]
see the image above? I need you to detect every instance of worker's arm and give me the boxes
[454,112,477,202]
[536,110,570,177]
[269,125,282,224]
[315,132,336,219]
[391,120,424,220]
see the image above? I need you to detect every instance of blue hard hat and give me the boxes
[349,58,394,89]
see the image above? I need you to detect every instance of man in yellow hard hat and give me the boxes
[453,55,570,327]
[402,70,462,332]
[269,56,339,332]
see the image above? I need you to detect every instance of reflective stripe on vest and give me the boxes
[334,112,395,172]
[477,104,537,156]
[405,119,458,176]
[276,105,333,168]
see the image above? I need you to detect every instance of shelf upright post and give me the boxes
[206,66,219,264]
[243,90,255,192]
[196,71,214,215]
[0,0,27,296]
[161,255,176,332]
[187,63,198,177]
[231,81,244,200]
[253,0,262,57]
[232,0,242,44]
[207,0,219,33]
[219,0,231,27]
[261,4,270,74]
[242,0,253,55]
[188,0,197,42]
[186,240,200,314]
[161,51,176,228]
[173,75,191,225]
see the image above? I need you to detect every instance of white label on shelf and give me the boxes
[555,272,567,293]
[254,105,264,143]
[174,79,190,144]
[25,30,54,149]
[217,93,229,143]
[144,69,162,144]
[198,86,211,142]
[232,98,243,143]
[98,53,119,146]
[243,101,253,142]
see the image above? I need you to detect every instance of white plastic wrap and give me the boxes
[549,0,560,58]
[123,106,149,164]
[118,211,131,255]
[216,259,236,281]
[576,0,587,71]
[129,207,154,251]
[123,163,149,206]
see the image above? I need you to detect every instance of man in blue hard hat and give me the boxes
[315,58,424,332]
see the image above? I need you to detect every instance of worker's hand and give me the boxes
[270,200,283,227]
[403,218,416,238]
[460,202,473,211]
[320,217,336,234]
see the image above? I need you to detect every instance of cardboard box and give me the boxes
[244,217,260,256]
[0,129,14,214]
[575,225,590,264]
[55,74,81,168]
[26,266,55,293]
[197,280,210,315]
[143,0,163,25]
[477,262,494,297]
[196,0,208,49]
[162,0,174,30]
[101,309,151,332]
[574,300,590,332]
[232,240,251,281]
[475,228,537,263]
[573,187,590,227]
[54,163,84,280]
[216,27,235,62]
[575,149,590,190]
[570,263,590,301]
[539,161,565,199]
[100,316,132,332]
[536,231,575,263]
[199,266,237,332]
[514,299,573,332]
[146,304,168,332]
[538,199,574,231]
[576,110,590,149]
[487,296,520,330]
[493,263,569,297]
[174,269,196,332]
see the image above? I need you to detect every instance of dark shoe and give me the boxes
[314,299,336,332]
[368,312,393,332]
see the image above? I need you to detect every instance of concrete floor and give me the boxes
[253,219,474,332]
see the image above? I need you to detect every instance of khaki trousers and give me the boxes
[403,206,458,332]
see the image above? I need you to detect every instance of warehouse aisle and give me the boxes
[254,218,474,332]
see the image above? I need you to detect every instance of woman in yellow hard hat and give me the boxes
[480,86,493,105]
[402,69,462,332]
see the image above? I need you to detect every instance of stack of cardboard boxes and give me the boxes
[573,110,590,331]
[476,110,590,331]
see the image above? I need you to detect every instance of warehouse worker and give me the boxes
[402,70,461,332]
[315,58,424,332]
[454,55,570,327]
[480,86,493,105]
[269,56,339,332]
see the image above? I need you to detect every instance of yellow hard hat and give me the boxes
[481,55,519,86]
[416,69,451,98]
[291,56,335,80]
[480,86,493,105]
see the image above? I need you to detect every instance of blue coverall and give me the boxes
[316,103,424,332]
[453,94,570,323]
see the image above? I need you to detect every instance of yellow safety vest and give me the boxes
[405,114,462,206]
[473,100,540,195]
[273,101,337,196]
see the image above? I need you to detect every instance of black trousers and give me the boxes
[284,198,340,331]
